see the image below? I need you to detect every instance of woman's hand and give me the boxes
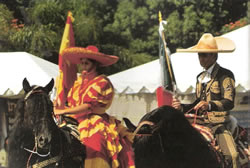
[53,103,91,116]
[54,106,66,115]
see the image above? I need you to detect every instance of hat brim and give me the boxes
[62,47,119,66]
[177,37,235,53]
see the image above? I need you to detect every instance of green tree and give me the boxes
[0,0,248,74]
[0,4,15,51]
[164,0,248,51]
[105,0,157,65]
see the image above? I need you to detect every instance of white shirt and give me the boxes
[198,62,216,83]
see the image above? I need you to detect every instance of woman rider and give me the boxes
[54,45,135,168]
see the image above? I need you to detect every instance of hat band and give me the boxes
[195,42,218,50]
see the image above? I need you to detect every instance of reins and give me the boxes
[26,146,36,168]
[133,120,154,137]
[185,107,203,125]
[23,145,50,157]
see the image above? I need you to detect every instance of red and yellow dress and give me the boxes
[67,74,135,168]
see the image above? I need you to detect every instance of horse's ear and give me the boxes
[23,78,31,93]
[123,118,137,132]
[44,78,54,93]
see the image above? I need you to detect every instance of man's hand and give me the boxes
[172,96,182,111]
[194,101,209,111]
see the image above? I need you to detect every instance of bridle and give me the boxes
[24,86,50,154]
[24,85,43,100]
[132,120,154,137]
[23,118,52,157]
[133,120,165,153]
[23,86,63,168]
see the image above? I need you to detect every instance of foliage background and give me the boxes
[0,0,249,75]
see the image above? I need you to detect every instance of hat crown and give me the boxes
[86,45,99,52]
[62,46,119,66]
[195,33,218,50]
[176,33,235,53]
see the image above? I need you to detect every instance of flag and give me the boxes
[55,11,77,107]
[156,11,177,107]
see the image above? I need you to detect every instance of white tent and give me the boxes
[0,52,59,95]
[110,59,161,93]
[109,25,250,93]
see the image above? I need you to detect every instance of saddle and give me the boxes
[185,114,250,166]
[58,116,80,142]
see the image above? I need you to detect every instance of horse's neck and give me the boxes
[49,128,65,154]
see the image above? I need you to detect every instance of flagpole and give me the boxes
[55,11,77,108]
[158,11,175,92]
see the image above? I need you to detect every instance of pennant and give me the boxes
[56,11,77,107]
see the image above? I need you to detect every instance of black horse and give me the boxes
[124,105,224,168]
[7,78,85,168]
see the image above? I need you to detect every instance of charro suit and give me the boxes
[196,63,235,112]
[182,63,239,168]
[182,63,235,113]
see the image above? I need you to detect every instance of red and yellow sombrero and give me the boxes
[177,33,235,53]
[62,45,119,66]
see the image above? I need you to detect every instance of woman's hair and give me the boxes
[77,58,103,75]
[89,59,102,74]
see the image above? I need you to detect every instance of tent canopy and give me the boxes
[0,52,59,95]
[109,25,250,93]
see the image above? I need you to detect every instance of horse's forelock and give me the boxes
[35,93,53,119]
[24,90,53,126]
[140,106,180,124]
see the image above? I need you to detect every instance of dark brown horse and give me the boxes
[7,78,85,168]
[124,105,224,168]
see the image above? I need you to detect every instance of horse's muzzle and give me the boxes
[37,134,51,152]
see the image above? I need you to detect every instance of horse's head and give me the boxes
[22,78,55,153]
[124,106,190,138]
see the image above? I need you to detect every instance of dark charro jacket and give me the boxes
[182,63,235,116]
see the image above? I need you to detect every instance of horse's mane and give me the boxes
[137,106,206,143]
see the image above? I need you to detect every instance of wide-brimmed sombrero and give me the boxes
[176,33,235,53]
[62,45,119,66]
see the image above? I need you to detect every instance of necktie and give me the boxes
[198,71,211,83]
[200,83,207,100]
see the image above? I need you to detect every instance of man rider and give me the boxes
[172,33,239,168]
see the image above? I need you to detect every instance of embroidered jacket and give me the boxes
[182,63,235,113]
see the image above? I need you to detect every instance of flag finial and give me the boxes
[159,11,162,23]
[68,11,75,22]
